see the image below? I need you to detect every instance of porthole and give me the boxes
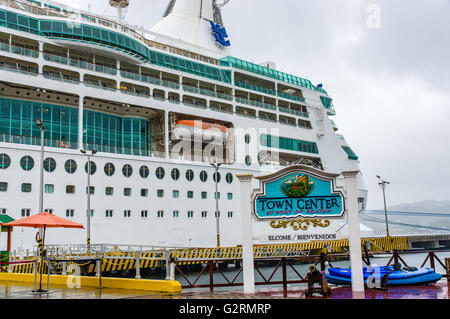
[226,173,233,184]
[171,168,180,180]
[0,154,11,169]
[122,164,133,177]
[245,134,251,144]
[84,161,97,175]
[139,165,149,178]
[104,163,115,176]
[43,157,56,173]
[200,170,208,182]
[186,169,194,181]
[64,160,77,174]
[156,167,165,180]
[245,155,252,166]
[20,156,34,171]
[213,172,221,183]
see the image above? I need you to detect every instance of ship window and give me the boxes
[201,192,207,199]
[66,209,74,218]
[226,173,233,184]
[173,210,179,218]
[200,170,208,182]
[213,172,221,183]
[20,156,34,171]
[105,210,113,218]
[43,157,56,173]
[171,168,180,180]
[228,211,233,218]
[104,163,115,176]
[86,186,95,195]
[85,161,97,175]
[0,182,7,192]
[227,193,233,200]
[124,188,131,196]
[105,187,114,196]
[0,154,11,169]
[157,210,164,218]
[21,183,32,193]
[157,189,164,198]
[215,211,221,218]
[44,184,54,194]
[141,210,148,218]
[122,164,133,177]
[214,192,220,199]
[186,169,194,181]
[66,185,75,194]
[124,210,131,218]
[187,211,194,218]
[64,160,77,174]
[187,191,193,199]
[172,190,179,198]
[141,189,148,197]
[156,167,165,179]
[21,209,31,217]
[245,155,252,166]
[201,211,207,218]
[139,165,149,178]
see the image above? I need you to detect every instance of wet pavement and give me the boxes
[0,279,448,299]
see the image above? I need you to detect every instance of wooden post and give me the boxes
[208,261,214,292]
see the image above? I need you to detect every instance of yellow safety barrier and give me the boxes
[5,236,409,274]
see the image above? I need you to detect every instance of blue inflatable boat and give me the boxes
[326,266,442,286]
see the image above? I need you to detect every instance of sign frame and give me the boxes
[251,165,346,220]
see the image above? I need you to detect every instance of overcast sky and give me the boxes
[55,0,450,210]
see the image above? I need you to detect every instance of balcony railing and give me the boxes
[278,106,309,118]
[0,63,38,76]
[235,97,276,111]
[0,133,78,149]
[183,84,233,101]
[235,81,276,96]
[43,52,117,75]
[83,142,150,157]
[0,42,39,58]
[277,91,305,103]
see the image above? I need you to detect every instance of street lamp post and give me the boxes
[377,175,390,237]
[81,148,97,248]
[210,162,222,247]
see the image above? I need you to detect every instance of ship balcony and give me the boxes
[209,101,233,114]
[235,106,256,118]
[235,96,276,111]
[278,106,309,118]
[0,133,79,150]
[182,96,207,109]
[279,115,297,127]
[298,119,313,130]
[258,111,277,123]
[0,42,39,59]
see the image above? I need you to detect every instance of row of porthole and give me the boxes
[0,153,234,183]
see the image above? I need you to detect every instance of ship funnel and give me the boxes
[149,0,232,57]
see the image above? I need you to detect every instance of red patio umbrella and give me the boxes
[3,211,84,292]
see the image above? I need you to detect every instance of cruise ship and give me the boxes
[0,0,368,251]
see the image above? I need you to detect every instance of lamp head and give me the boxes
[35,118,44,129]
[80,149,87,154]
[92,149,98,155]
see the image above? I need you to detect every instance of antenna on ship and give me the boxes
[109,0,129,23]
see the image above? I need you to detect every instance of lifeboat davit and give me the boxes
[172,120,229,143]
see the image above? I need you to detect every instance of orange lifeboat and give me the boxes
[172,120,229,143]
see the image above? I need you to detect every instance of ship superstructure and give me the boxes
[0,0,367,250]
